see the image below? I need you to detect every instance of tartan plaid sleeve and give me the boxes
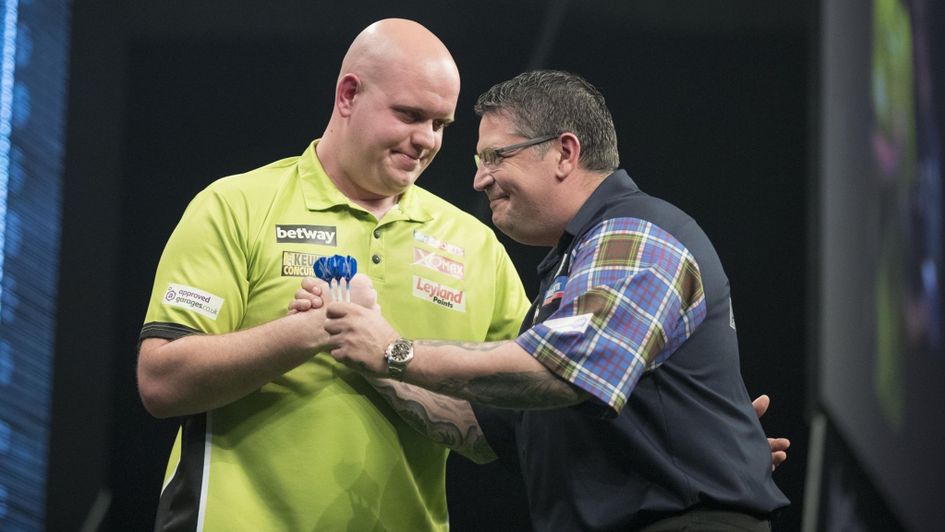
[515,217,706,415]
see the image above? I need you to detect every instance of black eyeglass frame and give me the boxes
[474,133,561,169]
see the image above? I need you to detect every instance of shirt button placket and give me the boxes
[369,225,384,279]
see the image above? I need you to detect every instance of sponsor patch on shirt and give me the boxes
[412,275,465,312]
[276,224,337,246]
[163,283,224,320]
[413,230,464,257]
[541,313,593,335]
[413,248,464,279]
[282,251,321,277]
[542,275,568,306]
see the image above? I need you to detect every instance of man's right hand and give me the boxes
[289,274,378,313]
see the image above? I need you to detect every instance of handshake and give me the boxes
[288,272,380,313]
[288,270,397,377]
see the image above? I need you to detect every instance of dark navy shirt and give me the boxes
[474,170,789,530]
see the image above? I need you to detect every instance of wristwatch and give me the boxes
[384,337,414,380]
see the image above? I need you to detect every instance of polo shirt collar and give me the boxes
[536,170,639,277]
[564,169,638,238]
[298,139,433,223]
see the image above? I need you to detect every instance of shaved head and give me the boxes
[317,19,461,213]
[340,18,459,91]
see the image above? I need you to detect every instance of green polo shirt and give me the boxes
[141,140,529,531]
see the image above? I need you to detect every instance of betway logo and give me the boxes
[276,224,337,246]
[412,275,465,312]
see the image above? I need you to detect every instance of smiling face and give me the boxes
[473,112,562,246]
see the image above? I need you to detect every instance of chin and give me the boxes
[386,166,422,186]
[379,174,417,193]
[495,219,548,246]
[492,217,520,240]
[396,176,421,192]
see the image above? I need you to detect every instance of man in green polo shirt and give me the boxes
[137,18,529,530]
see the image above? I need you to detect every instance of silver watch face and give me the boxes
[386,339,413,379]
[387,339,413,363]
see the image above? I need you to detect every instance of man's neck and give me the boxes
[351,195,400,221]
[316,138,401,220]
[327,172,400,220]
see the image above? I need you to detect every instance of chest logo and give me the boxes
[276,224,337,246]
[282,251,321,277]
[542,275,568,306]
[412,275,465,312]
[413,248,464,280]
[413,230,464,257]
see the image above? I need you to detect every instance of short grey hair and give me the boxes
[474,70,619,172]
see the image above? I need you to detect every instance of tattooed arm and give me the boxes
[408,339,588,409]
[322,302,589,410]
[366,378,498,464]
[322,300,792,470]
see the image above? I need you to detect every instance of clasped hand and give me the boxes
[288,274,396,377]
[289,275,790,470]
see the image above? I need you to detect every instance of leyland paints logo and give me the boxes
[412,275,465,312]
[276,225,337,246]
[413,248,464,279]
[163,283,224,320]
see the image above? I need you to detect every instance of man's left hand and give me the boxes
[752,394,790,470]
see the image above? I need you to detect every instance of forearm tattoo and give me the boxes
[414,339,508,351]
[433,372,585,409]
[368,378,497,464]
[413,340,587,409]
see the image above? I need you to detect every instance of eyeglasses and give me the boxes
[474,133,560,169]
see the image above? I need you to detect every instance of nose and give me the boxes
[473,165,494,191]
[411,122,438,152]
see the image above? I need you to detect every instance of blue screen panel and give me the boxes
[0,0,71,529]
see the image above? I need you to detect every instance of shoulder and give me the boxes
[591,191,717,262]
[193,156,301,215]
[576,216,694,265]
[204,156,298,197]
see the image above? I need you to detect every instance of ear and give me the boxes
[336,73,361,118]
[554,132,581,181]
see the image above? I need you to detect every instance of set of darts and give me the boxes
[313,254,358,302]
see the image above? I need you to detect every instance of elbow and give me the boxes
[458,440,498,465]
[137,373,178,419]
[137,338,189,418]
[137,352,185,418]
[464,452,498,465]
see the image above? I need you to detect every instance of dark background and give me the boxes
[50,1,814,530]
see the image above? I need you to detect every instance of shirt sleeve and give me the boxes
[140,184,249,340]
[515,217,707,415]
